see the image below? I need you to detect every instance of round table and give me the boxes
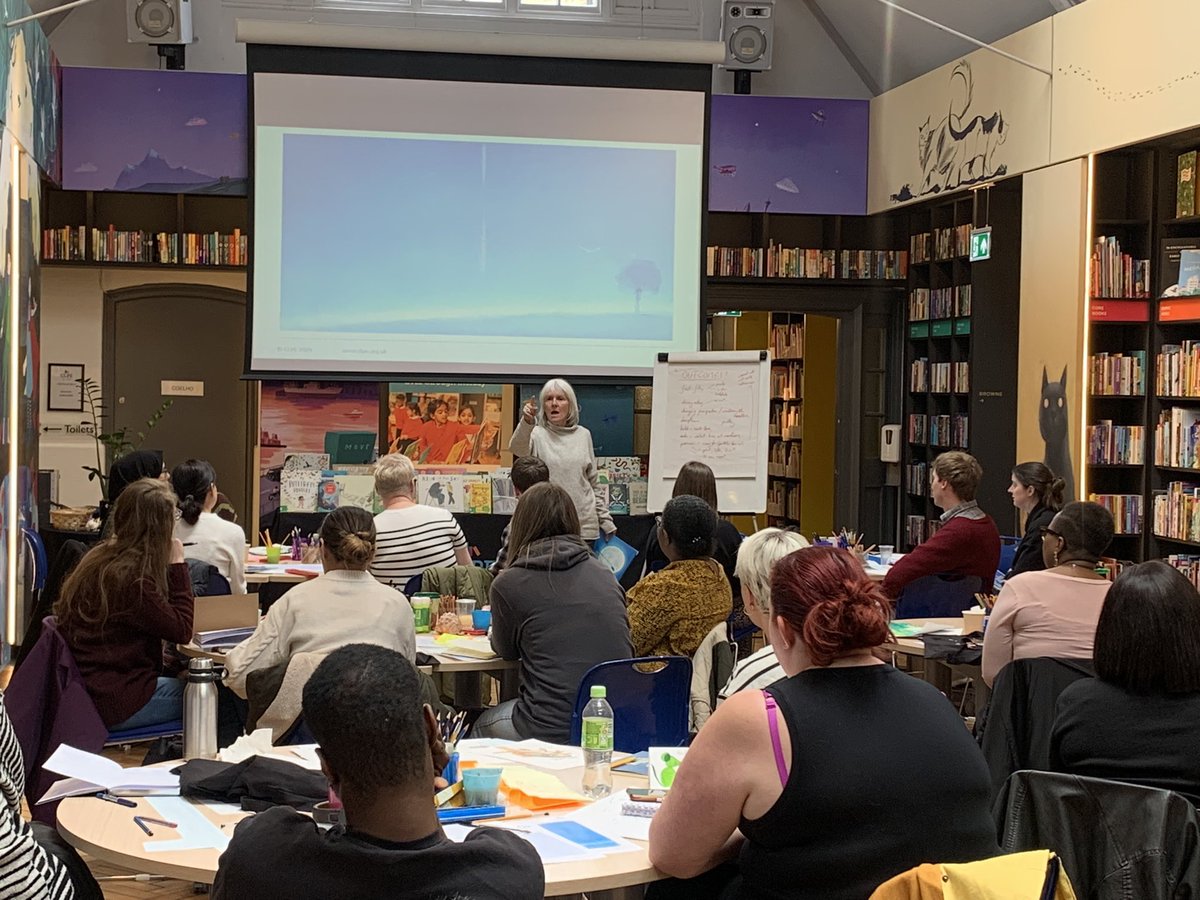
[57,761,660,896]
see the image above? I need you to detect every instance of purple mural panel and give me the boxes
[61,67,246,194]
[708,95,868,215]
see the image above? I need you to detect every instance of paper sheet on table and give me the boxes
[500,766,587,811]
[142,796,231,853]
[39,745,180,803]
[494,825,602,864]
[416,633,498,660]
[217,732,322,771]
[568,793,654,843]
[477,740,583,771]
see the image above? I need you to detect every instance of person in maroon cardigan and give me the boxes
[55,478,194,730]
[883,451,1000,599]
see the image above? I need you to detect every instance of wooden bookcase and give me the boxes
[41,185,249,270]
[704,210,908,540]
[900,182,1023,551]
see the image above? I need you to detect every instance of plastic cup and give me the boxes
[456,598,476,628]
[265,544,282,564]
[472,609,492,630]
[462,767,503,806]
[878,544,894,565]
[411,595,434,634]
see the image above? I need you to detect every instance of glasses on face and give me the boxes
[1039,526,1061,540]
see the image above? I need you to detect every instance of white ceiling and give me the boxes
[802,0,1085,95]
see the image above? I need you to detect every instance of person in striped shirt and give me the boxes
[0,693,100,899]
[369,454,471,590]
[716,528,811,703]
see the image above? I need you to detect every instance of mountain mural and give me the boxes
[113,149,215,191]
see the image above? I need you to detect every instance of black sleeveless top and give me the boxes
[737,665,998,899]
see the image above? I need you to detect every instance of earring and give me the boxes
[1053,547,1060,566]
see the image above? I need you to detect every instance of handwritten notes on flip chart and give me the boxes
[661,361,761,477]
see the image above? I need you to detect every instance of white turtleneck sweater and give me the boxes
[510,418,615,540]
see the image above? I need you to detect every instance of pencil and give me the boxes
[138,817,177,828]
[133,816,153,836]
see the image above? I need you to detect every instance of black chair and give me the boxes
[895,573,983,619]
[15,539,88,671]
[996,770,1200,900]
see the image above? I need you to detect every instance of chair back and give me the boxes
[689,622,736,732]
[997,770,1200,899]
[15,538,88,671]
[895,573,983,619]
[569,656,692,752]
[998,535,1021,578]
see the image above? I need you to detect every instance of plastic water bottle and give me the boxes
[183,658,219,760]
[580,685,614,799]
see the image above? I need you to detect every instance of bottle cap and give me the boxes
[189,658,214,671]
[590,685,606,699]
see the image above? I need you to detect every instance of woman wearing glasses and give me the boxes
[982,501,1116,686]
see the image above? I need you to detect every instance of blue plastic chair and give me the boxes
[998,535,1021,576]
[569,656,692,753]
[105,719,183,746]
[894,574,983,619]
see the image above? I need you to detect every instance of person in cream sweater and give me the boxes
[509,378,615,543]
[224,507,415,698]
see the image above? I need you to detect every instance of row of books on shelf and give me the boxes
[1157,342,1200,398]
[765,481,805,520]
[705,245,908,280]
[1150,481,1200,544]
[1090,235,1150,299]
[277,454,647,515]
[1155,407,1200,469]
[905,461,927,495]
[910,225,973,263]
[44,225,249,266]
[908,286,972,322]
[1163,554,1200,589]
[1088,351,1146,397]
[770,323,803,360]
[905,515,944,547]
[1088,493,1143,535]
[909,359,969,393]
[768,440,802,478]
[770,366,800,400]
[1086,421,1145,465]
[770,404,802,437]
[907,413,969,447]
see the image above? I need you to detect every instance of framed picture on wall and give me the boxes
[47,363,84,412]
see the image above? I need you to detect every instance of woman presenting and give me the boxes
[509,378,615,542]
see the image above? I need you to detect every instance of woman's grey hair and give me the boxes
[539,378,580,428]
[374,453,416,500]
[735,528,810,614]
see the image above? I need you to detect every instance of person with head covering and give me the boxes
[509,378,615,543]
[98,449,163,537]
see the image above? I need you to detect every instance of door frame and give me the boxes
[101,283,256,522]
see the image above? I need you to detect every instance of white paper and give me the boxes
[505,826,601,865]
[442,824,474,844]
[142,797,230,853]
[661,361,760,477]
[39,745,180,804]
[570,793,653,842]
[481,740,583,771]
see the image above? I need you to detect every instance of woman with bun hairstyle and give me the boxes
[626,495,732,659]
[171,459,247,594]
[223,507,415,698]
[1006,462,1067,578]
[509,378,615,542]
[647,547,997,900]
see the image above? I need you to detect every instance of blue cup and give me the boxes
[462,767,503,806]
[472,609,492,630]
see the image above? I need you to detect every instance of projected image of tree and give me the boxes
[278,132,678,341]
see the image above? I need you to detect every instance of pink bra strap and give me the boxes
[762,691,789,788]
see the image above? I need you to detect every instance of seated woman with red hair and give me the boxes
[647,546,998,899]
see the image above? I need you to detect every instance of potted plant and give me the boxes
[78,376,173,502]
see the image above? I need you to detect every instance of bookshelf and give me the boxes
[41,186,249,269]
[708,310,837,535]
[704,210,907,541]
[900,186,1022,550]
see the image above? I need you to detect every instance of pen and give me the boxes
[133,816,153,836]
[137,817,177,828]
[96,792,137,808]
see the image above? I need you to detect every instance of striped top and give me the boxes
[0,692,75,899]
[718,644,786,702]
[370,505,468,589]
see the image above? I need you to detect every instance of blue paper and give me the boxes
[542,820,621,850]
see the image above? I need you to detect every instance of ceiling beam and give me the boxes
[802,0,882,96]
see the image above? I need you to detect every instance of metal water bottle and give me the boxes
[183,658,219,759]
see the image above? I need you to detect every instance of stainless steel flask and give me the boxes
[183,658,219,759]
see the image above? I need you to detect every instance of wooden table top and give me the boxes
[57,756,658,894]
[179,641,521,676]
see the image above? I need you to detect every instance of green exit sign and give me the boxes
[969,227,992,262]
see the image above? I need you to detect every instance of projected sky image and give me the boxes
[279,133,678,341]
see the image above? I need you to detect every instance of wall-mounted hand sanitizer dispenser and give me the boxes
[881,425,901,463]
